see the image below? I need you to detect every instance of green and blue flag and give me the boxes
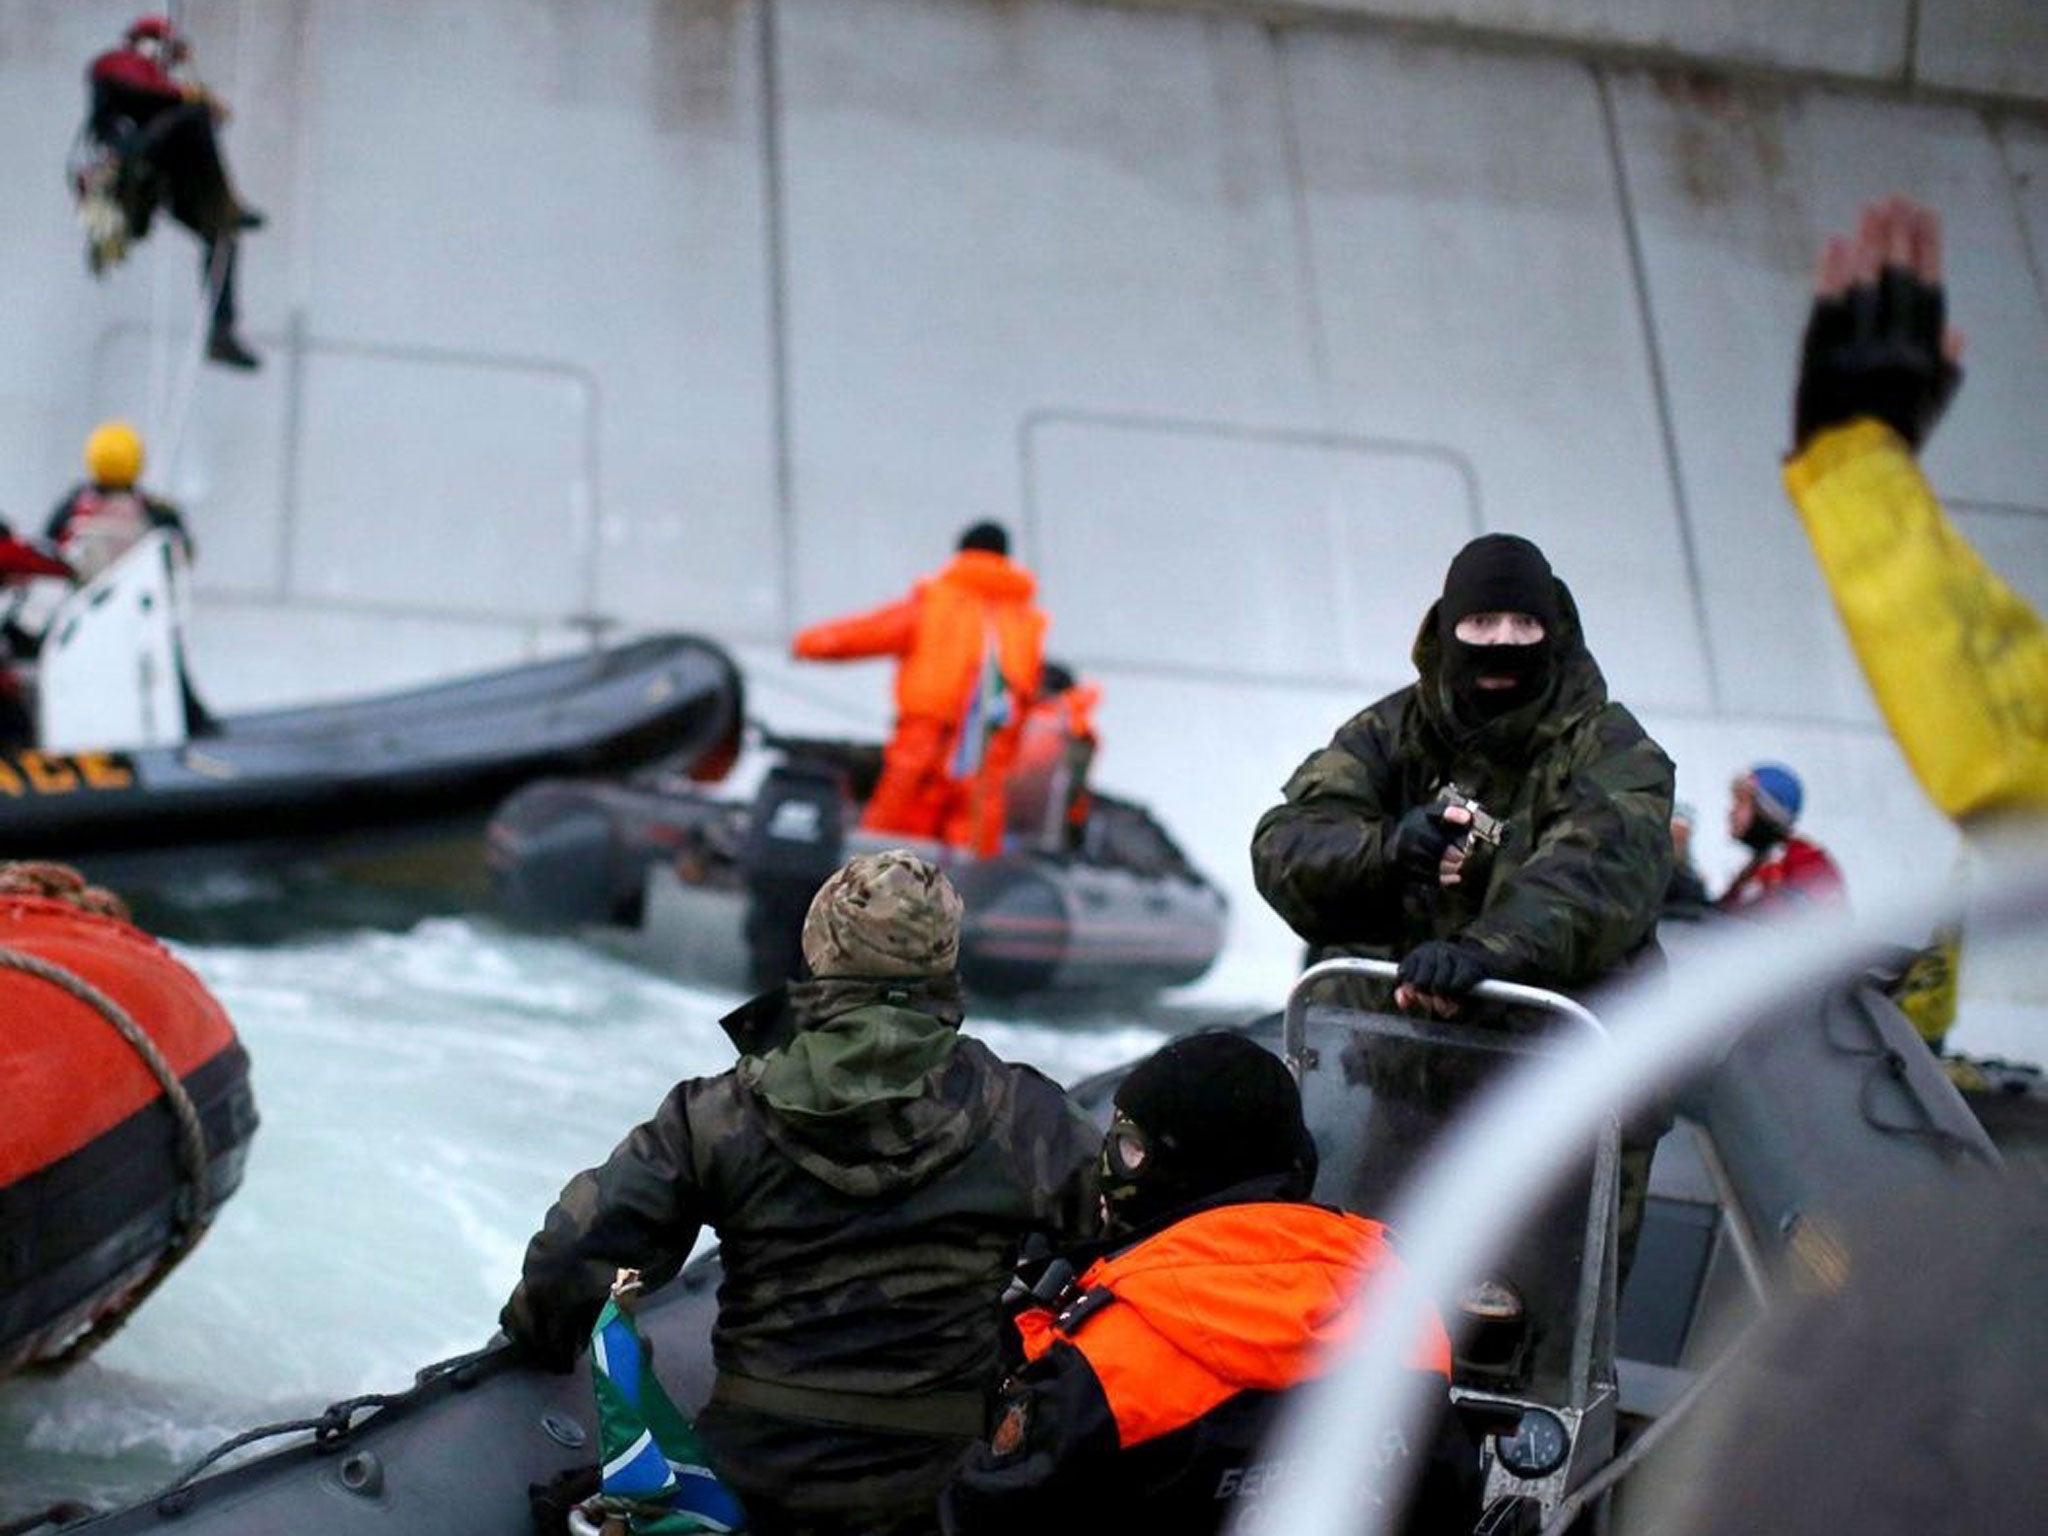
[589,1295,745,1534]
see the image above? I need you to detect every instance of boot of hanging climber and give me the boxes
[201,236,259,369]
[205,328,260,370]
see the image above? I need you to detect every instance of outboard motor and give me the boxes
[488,781,643,929]
[741,761,848,990]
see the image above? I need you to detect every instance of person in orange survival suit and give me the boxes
[792,522,1046,857]
[943,1032,1481,1536]
[1004,660,1100,851]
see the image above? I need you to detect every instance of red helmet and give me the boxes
[124,15,188,58]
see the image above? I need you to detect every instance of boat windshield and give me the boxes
[1294,998,1615,1410]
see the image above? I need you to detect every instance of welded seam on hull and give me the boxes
[1593,64,1724,714]
[759,0,799,639]
[1268,25,1373,682]
[1987,116,2048,327]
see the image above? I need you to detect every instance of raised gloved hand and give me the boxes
[1794,196,1963,456]
[1394,941,1489,1015]
[1388,804,1458,881]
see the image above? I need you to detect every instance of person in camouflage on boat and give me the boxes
[501,850,1100,1536]
[1253,532,1673,1009]
[1251,533,1674,1271]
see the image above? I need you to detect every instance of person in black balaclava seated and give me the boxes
[1250,533,1675,1270]
[944,1031,1479,1536]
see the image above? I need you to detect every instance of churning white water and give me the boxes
[0,918,1179,1522]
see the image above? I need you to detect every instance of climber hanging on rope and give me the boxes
[75,14,264,369]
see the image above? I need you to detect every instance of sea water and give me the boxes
[0,918,1177,1521]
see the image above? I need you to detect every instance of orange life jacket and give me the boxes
[1015,1202,1450,1449]
[1006,682,1101,839]
[1015,683,1100,768]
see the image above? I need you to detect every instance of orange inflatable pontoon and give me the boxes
[0,886,257,1377]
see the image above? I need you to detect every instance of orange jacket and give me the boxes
[1014,1201,1449,1448]
[1019,682,1100,760]
[1006,682,1102,838]
[792,551,1047,725]
[945,1198,1472,1536]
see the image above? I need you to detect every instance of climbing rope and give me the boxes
[147,0,261,487]
[0,865,214,1370]
[154,233,233,485]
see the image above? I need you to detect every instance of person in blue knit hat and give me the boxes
[1717,762,1846,912]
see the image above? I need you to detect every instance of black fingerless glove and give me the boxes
[1396,940,1489,998]
[1794,264,1961,455]
[1388,804,1455,881]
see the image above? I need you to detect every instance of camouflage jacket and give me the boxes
[1251,581,1674,1001]
[501,974,1100,1397]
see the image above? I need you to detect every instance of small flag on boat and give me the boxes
[951,622,1014,780]
[586,1271,745,1534]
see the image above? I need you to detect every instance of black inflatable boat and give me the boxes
[487,737,1227,999]
[1,530,742,897]
[59,964,2008,1536]
[0,636,742,885]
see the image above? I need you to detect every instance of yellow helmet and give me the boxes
[85,420,145,487]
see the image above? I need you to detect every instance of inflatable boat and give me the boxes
[57,959,2008,1535]
[487,736,1227,998]
[0,533,743,884]
[0,882,258,1379]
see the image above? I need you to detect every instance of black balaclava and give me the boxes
[1101,1032,1318,1234]
[1437,533,1560,721]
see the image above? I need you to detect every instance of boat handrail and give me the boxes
[1281,956,1605,1083]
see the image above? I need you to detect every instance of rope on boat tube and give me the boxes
[0,941,213,1371]
[148,1343,507,1512]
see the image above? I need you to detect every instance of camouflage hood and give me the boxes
[1409,576,1608,766]
[739,974,991,1198]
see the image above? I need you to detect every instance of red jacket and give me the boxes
[1718,835,1847,913]
[0,537,72,582]
[89,47,185,101]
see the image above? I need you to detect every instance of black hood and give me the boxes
[1410,574,1609,759]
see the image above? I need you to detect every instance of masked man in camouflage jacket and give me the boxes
[1253,533,1673,1011]
[1252,535,1674,1270]
[502,851,1101,1536]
